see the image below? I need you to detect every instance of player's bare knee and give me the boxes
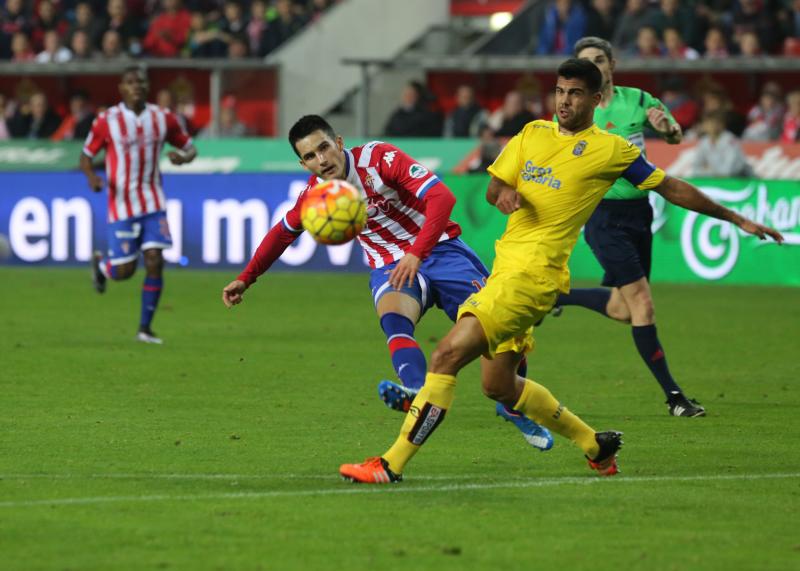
[143,251,164,276]
[115,261,137,280]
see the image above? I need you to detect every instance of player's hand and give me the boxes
[88,173,105,192]
[222,279,248,308]
[738,219,784,244]
[646,107,674,136]
[168,150,189,165]
[495,187,521,214]
[388,253,421,290]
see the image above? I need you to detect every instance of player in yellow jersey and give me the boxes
[339,59,784,484]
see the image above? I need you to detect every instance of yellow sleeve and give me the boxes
[614,137,666,190]
[487,130,524,187]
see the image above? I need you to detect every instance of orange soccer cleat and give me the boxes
[586,431,624,476]
[340,457,403,484]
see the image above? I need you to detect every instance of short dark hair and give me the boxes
[288,114,337,157]
[557,58,603,94]
[121,65,146,80]
[574,36,613,60]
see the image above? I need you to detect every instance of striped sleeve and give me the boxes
[374,143,442,199]
[82,114,109,158]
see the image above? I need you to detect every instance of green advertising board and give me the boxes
[447,175,800,287]
[0,139,476,173]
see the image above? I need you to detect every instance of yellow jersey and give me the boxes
[487,120,665,292]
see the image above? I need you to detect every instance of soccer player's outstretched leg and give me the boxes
[80,66,196,344]
[340,58,781,483]
[222,114,551,452]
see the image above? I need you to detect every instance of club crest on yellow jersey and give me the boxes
[572,140,588,156]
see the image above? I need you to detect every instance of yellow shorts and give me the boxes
[457,269,560,358]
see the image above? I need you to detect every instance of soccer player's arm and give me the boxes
[486,130,523,214]
[618,143,783,243]
[643,91,682,144]
[222,189,307,307]
[164,112,197,165]
[80,114,108,192]
[379,144,454,261]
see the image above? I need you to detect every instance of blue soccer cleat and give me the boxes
[378,380,418,413]
[495,402,554,451]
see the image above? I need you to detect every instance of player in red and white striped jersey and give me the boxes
[221,115,553,451]
[80,67,197,344]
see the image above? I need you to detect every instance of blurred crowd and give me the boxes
[0,0,336,61]
[380,77,800,175]
[535,0,800,57]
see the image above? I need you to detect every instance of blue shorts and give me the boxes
[369,238,489,322]
[584,198,653,288]
[106,211,172,265]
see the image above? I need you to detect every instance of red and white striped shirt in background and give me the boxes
[82,102,193,222]
[237,141,462,286]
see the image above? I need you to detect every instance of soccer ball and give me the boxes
[300,180,367,245]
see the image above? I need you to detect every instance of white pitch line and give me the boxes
[0,472,798,508]
[0,473,519,481]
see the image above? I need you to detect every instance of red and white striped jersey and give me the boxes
[82,102,193,222]
[284,141,461,268]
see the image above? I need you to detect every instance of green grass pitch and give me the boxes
[1,267,798,571]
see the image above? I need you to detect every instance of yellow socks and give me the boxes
[514,379,599,458]
[383,373,457,474]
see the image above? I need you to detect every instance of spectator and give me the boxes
[0,93,11,140]
[35,28,72,62]
[631,25,664,57]
[70,29,94,59]
[199,95,248,137]
[664,26,700,59]
[732,0,781,54]
[703,26,730,57]
[781,90,800,142]
[658,77,700,131]
[468,125,502,173]
[51,91,95,141]
[104,0,143,56]
[8,92,62,139]
[490,90,537,137]
[778,0,800,39]
[227,34,248,57]
[536,0,587,55]
[443,85,488,138]
[262,0,306,55]
[220,1,247,41]
[743,82,785,141]
[143,0,191,57]
[30,0,67,51]
[69,2,104,49]
[649,0,699,49]
[612,0,656,53]
[185,11,227,57]
[10,31,34,61]
[384,80,441,138]
[691,110,753,177]
[700,88,746,136]
[98,28,129,59]
[246,0,268,55]
[737,30,762,56]
[1,0,30,59]
[584,0,617,41]
[155,87,194,133]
